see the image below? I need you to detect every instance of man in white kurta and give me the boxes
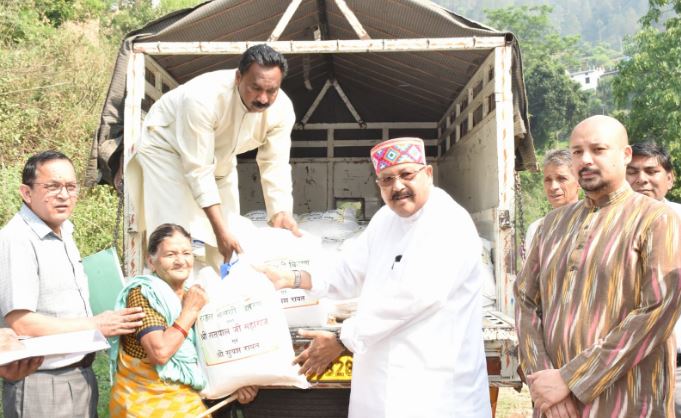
[263,138,491,418]
[127,44,298,268]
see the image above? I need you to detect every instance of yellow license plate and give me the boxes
[310,355,353,382]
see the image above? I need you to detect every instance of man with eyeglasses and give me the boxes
[0,151,145,418]
[259,137,491,417]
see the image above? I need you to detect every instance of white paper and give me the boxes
[0,329,109,368]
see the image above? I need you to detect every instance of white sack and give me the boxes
[196,262,309,399]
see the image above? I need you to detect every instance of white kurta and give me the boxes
[311,187,491,418]
[126,69,296,246]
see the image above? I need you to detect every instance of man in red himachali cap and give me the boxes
[260,137,493,418]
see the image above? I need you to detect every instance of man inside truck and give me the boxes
[523,149,580,257]
[515,115,681,417]
[625,142,681,417]
[260,137,492,418]
[126,44,300,272]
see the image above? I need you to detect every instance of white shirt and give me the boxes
[311,187,491,418]
[524,217,543,258]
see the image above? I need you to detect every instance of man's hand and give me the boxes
[544,397,579,418]
[94,307,145,337]
[235,386,259,404]
[253,264,292,290]
[527,369,571,413]
[293,329,344,378]
[215,227,243,263]
[0,357,43,381]
[0,328,23,352]
[270,211,302,237]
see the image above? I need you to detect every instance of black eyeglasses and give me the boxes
[375,166,426,188]
[32,182,80,196]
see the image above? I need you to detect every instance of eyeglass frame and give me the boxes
[375,166,427,188]
[29,182,80,196]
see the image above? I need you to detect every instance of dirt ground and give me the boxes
[496,386,533,418]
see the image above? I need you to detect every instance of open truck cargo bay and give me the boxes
[91,0,537,413]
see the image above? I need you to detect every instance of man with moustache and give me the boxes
[260,138,492,418]
[515,115,681,418]
[625,142,681,416]
[127,44,300,270]
[0,151,145,418]
[524,149,580,256]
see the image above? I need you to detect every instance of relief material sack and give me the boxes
[230,215,333,327]
[195,262,309,399]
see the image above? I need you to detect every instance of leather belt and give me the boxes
[50,352,96,372]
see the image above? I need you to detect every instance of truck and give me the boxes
[91,0,538,416]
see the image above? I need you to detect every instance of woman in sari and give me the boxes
[109,223,257,417]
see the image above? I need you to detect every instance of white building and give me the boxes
[569,67,606,90]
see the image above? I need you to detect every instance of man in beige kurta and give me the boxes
[127,44,298,268]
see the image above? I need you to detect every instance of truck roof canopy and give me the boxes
[90,0,536,185]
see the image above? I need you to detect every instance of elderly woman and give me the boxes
[109,223,257,417]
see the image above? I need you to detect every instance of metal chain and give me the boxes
[113,180,124,251]
[515,171,527,261]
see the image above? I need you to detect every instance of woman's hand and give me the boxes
[236,386,259,404]
[182,285,208,315]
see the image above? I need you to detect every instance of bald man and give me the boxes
[515,115,681,417]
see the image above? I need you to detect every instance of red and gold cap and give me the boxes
[370,137,426,174]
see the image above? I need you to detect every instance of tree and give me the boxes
[613,0,681,199]
[485,6,589,151]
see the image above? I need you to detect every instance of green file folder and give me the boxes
[82,247,125,315]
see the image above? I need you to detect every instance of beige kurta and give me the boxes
[126,69,295,248]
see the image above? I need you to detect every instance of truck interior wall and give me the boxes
[238,159,383,218]
[435,118,500,242]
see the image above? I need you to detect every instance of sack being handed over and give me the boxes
[195,262,309,399]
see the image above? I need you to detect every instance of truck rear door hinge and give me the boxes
[498,210,512,229]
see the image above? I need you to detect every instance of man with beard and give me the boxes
[260,137,492,418]
[127,44,300,271]
[626,142,681,416]
[515,115,681,417]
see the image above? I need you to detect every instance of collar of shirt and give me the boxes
[584,183,632,209]
[19,203,73,240]
[233,77,249,113]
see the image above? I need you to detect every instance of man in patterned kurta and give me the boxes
[515,115,681,417]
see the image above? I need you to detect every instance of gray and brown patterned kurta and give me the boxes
[515,184,681,417]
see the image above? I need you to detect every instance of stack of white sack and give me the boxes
[297,208,364,251]
[195,261,309,399]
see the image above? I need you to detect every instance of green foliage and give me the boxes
[525,63,588,150]
[485,5,582,70]
[101,0,202,39]
[485,6,590,152]
[432,0,649,48]
[94,351,112,417]
[614,0,681,200]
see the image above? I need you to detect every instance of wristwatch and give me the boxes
[292,270,301,289]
